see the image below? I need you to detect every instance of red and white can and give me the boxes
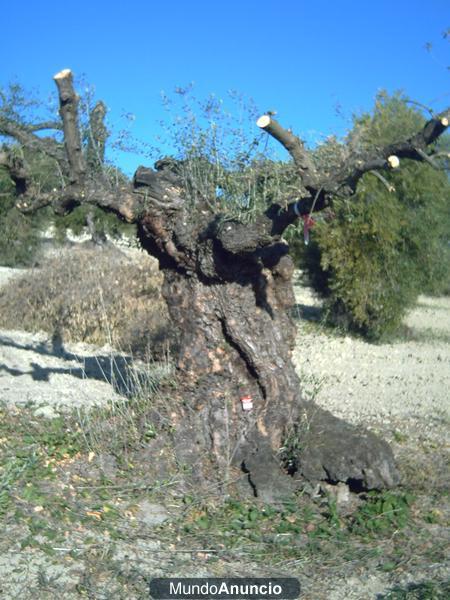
[240,395,253,411]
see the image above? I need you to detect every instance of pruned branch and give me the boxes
[86,101,108,170]
[0,70,152,223]
[339,107,450,192]
[54,69,86,183]
[1,86,188,230]
[14,179,142,222]
[370,170,396,192]
[256,115,319,189]
[253,105,450,238]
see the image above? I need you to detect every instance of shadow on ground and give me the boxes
[0,332,140,397]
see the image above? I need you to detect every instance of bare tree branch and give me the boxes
[0,117,66,166]
[414,147,440,168]
[14,178,142,222]
[28,121,62,132]
[338,107,450,192]
[256,115,319,189]
[370,170,396,192]
[86,101,108,169]
[251,107,450,239]
[53,69,86,183]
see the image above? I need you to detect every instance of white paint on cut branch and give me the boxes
[53,69,72,80]
[256,115,272,129]
[387,155,400,168]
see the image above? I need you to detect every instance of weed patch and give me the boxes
[350,490,415,536]
[0,246,173,358]
[162,489,419,567]
[379,580,450,599]
[0,402,448,597]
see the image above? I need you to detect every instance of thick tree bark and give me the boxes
[86,101,108,170]
[2,70,449,501]
[137,202,400,501]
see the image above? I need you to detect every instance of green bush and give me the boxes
[52,204,136,243]
[0,168,47,266]
[296,93,450,339]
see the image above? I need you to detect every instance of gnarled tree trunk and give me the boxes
[2,69,449,501]
[136,182,399,501]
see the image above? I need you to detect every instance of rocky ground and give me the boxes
[0,265,448,599]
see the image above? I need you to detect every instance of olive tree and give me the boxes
[1,70,448,501]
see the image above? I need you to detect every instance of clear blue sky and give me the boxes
[0,0,448,174]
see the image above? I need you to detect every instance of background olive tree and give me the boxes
[0,81,135,264]
[294,93,450,339]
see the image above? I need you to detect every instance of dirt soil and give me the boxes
[0,266,449,599]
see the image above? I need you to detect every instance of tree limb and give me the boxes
[134,166,185,210]
[86,101,108,170]
[252,107,450,239]
[53,69,86,183]
[14,179,142,222]
[28,121,62,132]
[256,115,319,189]
[369,170,396,192]
[337,107,450,192]
[0,117,67,166]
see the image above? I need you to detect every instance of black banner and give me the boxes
[150,578,300,599]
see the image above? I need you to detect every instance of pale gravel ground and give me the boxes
[0,265,449,599]
[0,328,128,416]
[292,283,450,432]
[0,265,149,417]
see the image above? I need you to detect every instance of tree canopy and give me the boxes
[1,77,449,339]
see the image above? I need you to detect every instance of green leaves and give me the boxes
[298,93,450,339]
[351,491,415,536]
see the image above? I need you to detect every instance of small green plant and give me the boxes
[351,490,415,536]
[0,455,38,517]
[27,416,82,459]
[393,430,409,443]
[279,389,324,474]
[279,426,303,474]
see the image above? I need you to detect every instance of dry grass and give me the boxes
[0,244,173,358]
